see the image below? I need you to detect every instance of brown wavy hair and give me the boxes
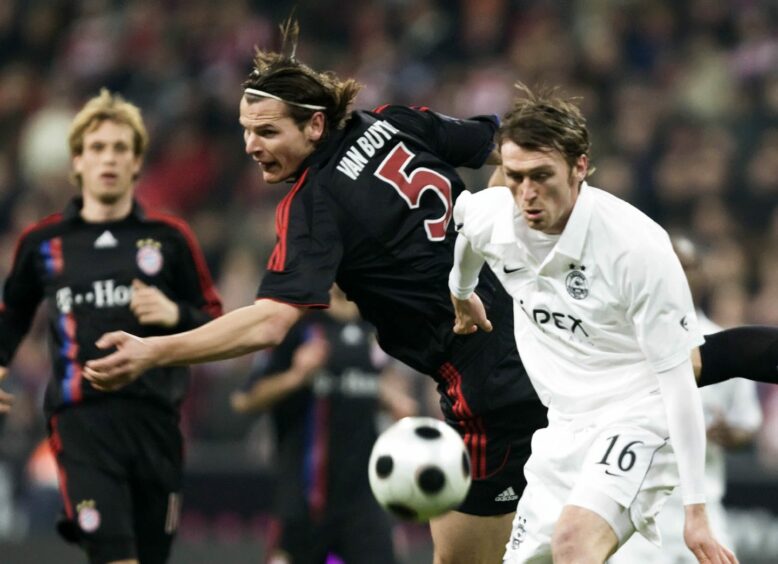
[499,83,594,176]
[243,18,361,138]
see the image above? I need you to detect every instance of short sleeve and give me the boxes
[624,233,705,373]
[375,105,498,169]
[257,176,342,308]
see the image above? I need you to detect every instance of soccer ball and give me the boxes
[368,416,472,522]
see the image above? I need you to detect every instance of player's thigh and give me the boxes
[56,457,137,563]
[336,498,397,564]
[430,510,514,564]
[454,406,537,516]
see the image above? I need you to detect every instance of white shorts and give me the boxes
[503,394,678,563]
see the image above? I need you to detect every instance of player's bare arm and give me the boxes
[451,293,493,335]
[84,299,304,391]
[684,504,738,564]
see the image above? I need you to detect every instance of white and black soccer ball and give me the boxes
[368,416,472,522]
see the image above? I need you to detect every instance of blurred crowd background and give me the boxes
[1,0,778,562]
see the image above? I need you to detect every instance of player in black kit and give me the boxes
[231,285,409,564]
[0,89,222,564]
[83,27,538,562]
[83,22,778,564]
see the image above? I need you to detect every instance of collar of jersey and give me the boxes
[64,197,146,222]
[552,182,593,261]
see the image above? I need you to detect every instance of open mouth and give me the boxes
[524,209,543,220]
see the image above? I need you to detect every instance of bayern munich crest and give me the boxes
[136,238,163,276]
[565,266,589,300]
[77,500,101,532]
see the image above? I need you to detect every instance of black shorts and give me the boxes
[266,493,396,564]
[48,397,183,564]
[437,332,548,516]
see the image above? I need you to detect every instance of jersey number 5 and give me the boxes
[375,142,453,241]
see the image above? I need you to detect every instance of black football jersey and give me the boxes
[0,198,223,417]
[251,312,382,517]
[258,106,510,377]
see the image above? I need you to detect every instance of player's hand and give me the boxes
[130,279,180,328]
[83,331,157,391]
[0,366,13,414]
[230,391,251,413]
[684,504,738,564]
[451,292,493,335]
[290,337,329,384]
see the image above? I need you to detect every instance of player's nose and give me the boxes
[244,132,264,156]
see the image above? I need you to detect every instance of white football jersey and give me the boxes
[455,184,705,414]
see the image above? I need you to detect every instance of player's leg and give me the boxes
[130,407,184,564]
[551,502,621,563]
[430,510,513,564]
[336,493,397,564]
[49,413,139,564]
[265,517,328,564]
[695,325,778,386]
[431,401,540,564]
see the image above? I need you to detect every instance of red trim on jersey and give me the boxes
[48,416,74,519]
[12,213,64,264]
[254,297,329,310]
[145,211,223,318]
[373,104,391,114]
[267,168,310,272]
[439,362,487,479]
[64,313,82,403]
[49,237,64,274]
[410,105,430,112]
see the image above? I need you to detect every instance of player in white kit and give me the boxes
[448,85,736,564]
[610,236,762,563]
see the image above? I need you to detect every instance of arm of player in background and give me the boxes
[231,335,329,414]
[378,363,420,420]
[656,358,738,564]
[83,299,305,391]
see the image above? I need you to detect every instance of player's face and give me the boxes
[73,120,141,206]
[240,96,324,184]
[500,140,587,234]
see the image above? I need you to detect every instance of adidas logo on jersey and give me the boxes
[94,230,118,248]
[495,487,519,502]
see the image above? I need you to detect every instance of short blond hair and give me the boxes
[68,88,148,158]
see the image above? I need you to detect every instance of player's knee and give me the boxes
[551,520,594,563]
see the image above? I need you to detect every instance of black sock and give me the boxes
[698,325,778,387]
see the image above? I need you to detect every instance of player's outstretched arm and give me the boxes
[84,299,304,391]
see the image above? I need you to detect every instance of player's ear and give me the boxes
[306,111,326,142]
[574,154,588,183]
